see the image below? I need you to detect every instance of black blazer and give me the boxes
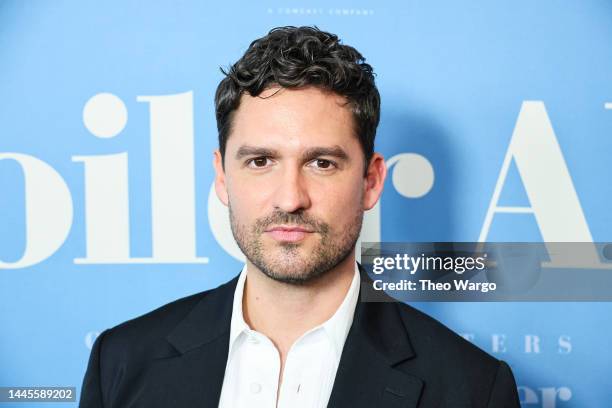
[80,265,520,407]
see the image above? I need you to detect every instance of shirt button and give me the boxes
[250,382,262,394]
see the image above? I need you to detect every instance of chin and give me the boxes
[257,257,316,282]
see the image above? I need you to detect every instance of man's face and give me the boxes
[213,86,385,284]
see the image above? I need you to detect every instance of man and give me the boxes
[80,26,520,407]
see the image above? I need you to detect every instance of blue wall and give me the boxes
[1,1,611,406]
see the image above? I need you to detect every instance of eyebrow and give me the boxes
[235,145,350,162]
[235,146,277,160]
[303,146,349,162]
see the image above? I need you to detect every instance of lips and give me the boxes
[265,225,314,242]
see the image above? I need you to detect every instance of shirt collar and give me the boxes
[227,264,251,352]
[228,262,361,359]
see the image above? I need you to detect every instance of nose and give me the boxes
[272,165,311,213]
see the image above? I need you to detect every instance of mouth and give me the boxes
[265,225,315,242]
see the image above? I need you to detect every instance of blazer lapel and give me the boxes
[327,265,424,408]
[130,275,239,408]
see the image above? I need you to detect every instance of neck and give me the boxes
[242,251,356,354]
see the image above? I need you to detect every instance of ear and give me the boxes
[363,153,387,211]
[213,149,229,206]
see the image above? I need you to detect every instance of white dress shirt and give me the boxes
[218,262,361,408]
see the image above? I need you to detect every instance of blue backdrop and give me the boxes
[1,1,611,407]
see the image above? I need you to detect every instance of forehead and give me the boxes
[228,86,358,151]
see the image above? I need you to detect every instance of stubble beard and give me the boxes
[229,203,363,285]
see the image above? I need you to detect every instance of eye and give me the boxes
[309,159,336,170]
[246,157,271,168]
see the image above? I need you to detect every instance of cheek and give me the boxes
[228,173,271,201]
[318,183,364,222]
[227,189,257,225]
[228,187,276,231]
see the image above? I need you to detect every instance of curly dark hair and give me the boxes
[214,26,380,175]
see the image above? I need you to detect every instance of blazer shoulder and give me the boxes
[395,301,501,373]
[80,276,239,407]
[100,276,237,361]
[392,302,519,406]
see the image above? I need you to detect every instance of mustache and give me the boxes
[254,210,329,234]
